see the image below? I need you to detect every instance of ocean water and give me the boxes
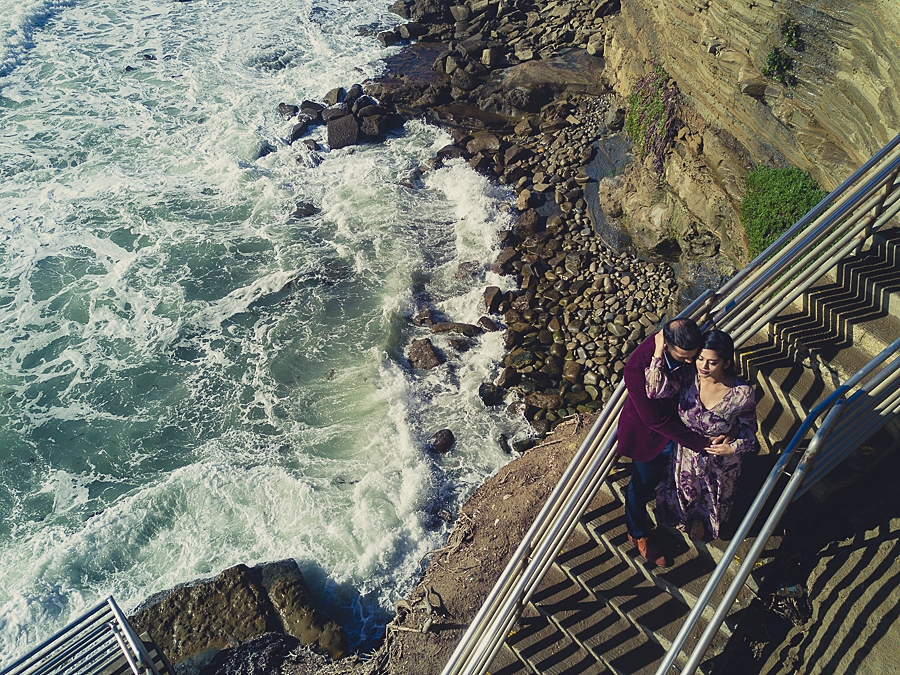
[0,0,528,659]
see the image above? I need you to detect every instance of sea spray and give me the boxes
[0,0,529,656]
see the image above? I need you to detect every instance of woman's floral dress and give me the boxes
[645,357,758,538]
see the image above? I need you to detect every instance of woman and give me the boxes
[645,329,758,540]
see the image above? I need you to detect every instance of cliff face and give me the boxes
[592,0,899,272]
[604,0,900,187]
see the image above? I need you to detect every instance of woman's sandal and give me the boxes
[689,519,706,542]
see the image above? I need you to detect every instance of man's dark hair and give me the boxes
[663,318,702,351]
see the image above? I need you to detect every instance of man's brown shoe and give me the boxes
[628,534,671,567]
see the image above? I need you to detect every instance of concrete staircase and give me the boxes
[485,228,900,675]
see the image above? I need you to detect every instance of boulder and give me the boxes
[344,83,364,106]
[398,22,427,39]
[408,338,442,369]
[128,560,349,672]
[360,114,400,138]
[431,321,482,337]
[327,114,359,150]
[291,202,319,219]
[470,52,606,115]
[288,116,314,143]
[477,316,500,332]
[424,429,455,453]
[199,633,299,675]
[465,130,501,154]
[524,392,564,410]
[323,87,345,105]
[321,104,350,121]
[478,382,503,406]
[411,307,435,326]
[482,286,503,314]
[278,103,299,119]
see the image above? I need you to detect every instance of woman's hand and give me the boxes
[706,442,736,456]
[654,330,666,358]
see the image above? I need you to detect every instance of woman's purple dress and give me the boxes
[645,357,758,538]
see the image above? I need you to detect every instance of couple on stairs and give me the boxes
[617,318,758,567]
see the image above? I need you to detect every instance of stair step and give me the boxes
[503,601,609,675]
[531,565,662,675]
[557,526,715,667]
[738,332,832,455]
[580,484,756,627]
[491,644,536,675]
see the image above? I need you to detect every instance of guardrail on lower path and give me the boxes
[0,597,161,675]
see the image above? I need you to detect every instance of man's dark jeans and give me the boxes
[624,449,670,539]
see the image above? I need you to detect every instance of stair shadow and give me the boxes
[768,232,900,362]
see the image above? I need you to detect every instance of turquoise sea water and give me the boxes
[0,0,527,658]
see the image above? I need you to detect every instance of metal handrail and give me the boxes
[441,131,900,675]
[0,597,160,675]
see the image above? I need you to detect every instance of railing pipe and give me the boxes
[455,422,620,673]
[441,384,626,675]
[798,385,900,497]
[676,400,847,675]
[0,601,110,675]
[108,597,160,675]
[725,192,900,346]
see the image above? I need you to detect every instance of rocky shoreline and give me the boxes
[276,7,699,438]
[132,0,757,670]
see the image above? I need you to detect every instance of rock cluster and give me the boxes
[129,560,348,673]
[397,87,674,433]
[361,0,688,437]
[279,83,404,151]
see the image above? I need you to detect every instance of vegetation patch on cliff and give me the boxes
[740,166,828,257]
[624,64,679,178]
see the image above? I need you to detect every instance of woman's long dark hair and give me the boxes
[703,329,736,374]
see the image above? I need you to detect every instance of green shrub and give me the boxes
[740,166,828,257]
[763,47,795,86]
[624,64,679,178]
[780,19,803,51]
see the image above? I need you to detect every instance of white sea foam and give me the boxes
[0,0,75,76]
[0,0,528,660]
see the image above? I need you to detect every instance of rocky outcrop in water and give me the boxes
[279,86,404,150]
[129,560,348,674]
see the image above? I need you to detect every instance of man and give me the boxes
[617,318,716,567]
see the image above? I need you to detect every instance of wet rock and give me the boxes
[256,141,277,159]
[412,307,435,326]
[322,104,350,121]
[289,116,314,143]
[323,87,346,105]
[278,103,300,119]
[477,316,500,332]
[466,130,501,154]
[129,561,349,672]
[431,321,482,337]
[408,338,443,369]
[291,202,319,219]
[449,338,471,351]
[326,114,359,149]
[524,392,564,410]
[478,382,503,406]
[562,360,582,383]
[199,633,299,675]
[496,366,520,388]
[505,347,534,369]
[425,428,455,453]
[483,286,504,314]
